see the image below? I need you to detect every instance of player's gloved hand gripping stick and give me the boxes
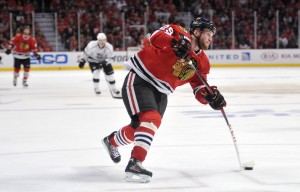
[187,59,255,171]
[171,34,192,59]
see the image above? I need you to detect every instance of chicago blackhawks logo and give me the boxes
[172,58,197,80]
[21,42,29,50]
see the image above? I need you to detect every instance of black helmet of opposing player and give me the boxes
[190,17,216,35]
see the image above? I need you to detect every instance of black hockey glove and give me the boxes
[171,35,191,59]
[34,53,41,60]
[202,86,226,110]
[78,59,86,69]
[5,49,11,55]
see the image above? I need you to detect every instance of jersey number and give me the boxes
[160,25,174,35]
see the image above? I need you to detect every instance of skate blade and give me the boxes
[123,172,151,183]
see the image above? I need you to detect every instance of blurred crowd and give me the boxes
[0,0,53,51]
[193,0,300,49]
[51,0,183,51]
[0,0,299,51]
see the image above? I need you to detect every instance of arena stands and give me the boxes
[0,0,298,51]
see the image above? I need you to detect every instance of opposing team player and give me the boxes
[78,33,121,98]
[102,17,226,183]
[5,25,41,87]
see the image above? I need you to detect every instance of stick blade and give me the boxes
[110,89,122,99]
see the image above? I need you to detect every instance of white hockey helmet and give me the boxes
[97,33,107,40]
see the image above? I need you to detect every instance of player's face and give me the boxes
[98,39,106,48]
[199,29,213,50]
[23,28,30,36]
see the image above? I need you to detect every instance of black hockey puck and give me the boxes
[244,167,253,170]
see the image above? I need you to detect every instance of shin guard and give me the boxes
[132,110,161,162]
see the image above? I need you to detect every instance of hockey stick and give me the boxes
[104,76,122,99]
[187,59,254,170]
[109,89,122,99]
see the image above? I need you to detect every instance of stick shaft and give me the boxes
[220,108,242,168]
[188,60,243,169]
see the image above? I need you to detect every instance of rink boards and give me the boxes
[0,49,299,71]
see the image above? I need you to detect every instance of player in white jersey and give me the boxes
[79,33,121,98]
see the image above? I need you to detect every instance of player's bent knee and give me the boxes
[130,115,140,129]
[139,110,162,129]
[104,63,114,75]
[24,68,30,72]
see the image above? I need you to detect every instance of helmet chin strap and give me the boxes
[191,30,202,52]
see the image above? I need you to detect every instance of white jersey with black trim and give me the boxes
[82,41,114,63]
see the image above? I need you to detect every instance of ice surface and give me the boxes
[0,68,300,192]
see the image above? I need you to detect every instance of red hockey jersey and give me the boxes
[9,34,38,59]
[125,24,211,103]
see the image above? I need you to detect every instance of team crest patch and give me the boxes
[172,59,196,80]
[21,42,29,50]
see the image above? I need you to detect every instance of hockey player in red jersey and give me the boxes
[5,25,41,87]
[140,33,151,49]
[102,17,226,183]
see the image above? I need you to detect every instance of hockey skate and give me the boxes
[124,158,152,183]
[102,132,121,163]
[94,88,101,95]
[13,78,17,86]
[22,80,28,87]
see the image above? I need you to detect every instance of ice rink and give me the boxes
[0,67,300,192]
